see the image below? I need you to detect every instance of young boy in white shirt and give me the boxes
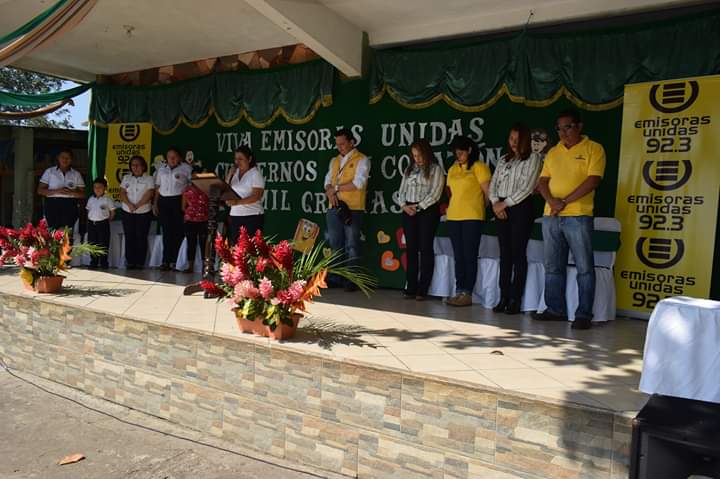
[86,177,116,269]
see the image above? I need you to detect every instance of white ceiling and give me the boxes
[2,0,297,81]
[0,0,709,82]
[319,0,707,46]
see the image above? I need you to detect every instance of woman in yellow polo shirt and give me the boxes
[445,136,492,307]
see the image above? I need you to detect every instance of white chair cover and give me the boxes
[71,221,222,272]
[428,217,620,321]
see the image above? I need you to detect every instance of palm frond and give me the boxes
[70,243,106,258]
[294,242,377,297]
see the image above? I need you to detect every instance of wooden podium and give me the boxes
[182,173,238,297]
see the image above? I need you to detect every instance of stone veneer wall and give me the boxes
[0,294,633,479]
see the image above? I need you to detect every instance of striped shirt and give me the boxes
[397,163,445,211]
[489,152,544,206]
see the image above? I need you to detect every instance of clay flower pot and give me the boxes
[33,275,65,293]
[235,311,301,340]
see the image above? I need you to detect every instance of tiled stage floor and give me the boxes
[0,266,649,413]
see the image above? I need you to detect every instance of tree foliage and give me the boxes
[0,66,73,129]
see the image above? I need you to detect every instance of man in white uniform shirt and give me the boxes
[37,148,85,231]
[323,128,370,291]
[153,147,192,270]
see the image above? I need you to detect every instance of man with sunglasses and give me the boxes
[533,109,606,330]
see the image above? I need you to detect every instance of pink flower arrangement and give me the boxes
[202,227,375,331]
[0,219,104,287]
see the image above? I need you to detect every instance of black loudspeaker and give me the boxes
[630,394,720,479]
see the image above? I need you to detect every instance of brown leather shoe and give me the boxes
[453,292,472,307]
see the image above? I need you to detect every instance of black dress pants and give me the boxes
[121,211,152,267]
[184,220,208,265]
[402,204,440,296]
[87,219,110,267]
[158,195,184,265]
[45,197,79,231]
[496,198,535,303]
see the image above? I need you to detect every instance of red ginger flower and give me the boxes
[252,229,269,257]
[255,256,270,273]
[200,280,224,296]
[31,248,49,264]
[36,219,50,241]
[19,223,33,242]
[215,233,232,263]
[271,240,293,272]
[234,227,252,260]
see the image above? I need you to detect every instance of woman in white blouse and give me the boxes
[37,148,85,231]
[153,147,192,270]
[397,139,445,300]
[120,155,155,269]
[489,123,544,314]
[225,146,265,243]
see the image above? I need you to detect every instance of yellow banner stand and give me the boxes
[105,123,153,202]
[615,76,720,316]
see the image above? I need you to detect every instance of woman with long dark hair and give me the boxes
[120,155,155,269]
[225,145,265,243]
[445,136,492,307]
[37,148,85,231]
[153,146,192,270]
[490,123,544,314]
[397,139,445,300]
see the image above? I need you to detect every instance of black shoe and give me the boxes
[126,264,136,270]
[506,300,521,315]
[532,311,568,322]
[89,264,98,270]
[159,263,170,271]
[571,318,592,330]
[402,290,415,299]
[493,297,509,313]
[415,295,426,302]
[344,283,359,292]
[100,264,109,270]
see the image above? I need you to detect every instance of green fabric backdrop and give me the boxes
[370,10,720,108]
[90,61,334,132]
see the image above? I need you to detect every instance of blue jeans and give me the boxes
[542,216,595,320]
[447,220,483,294]
[326,208,364,284]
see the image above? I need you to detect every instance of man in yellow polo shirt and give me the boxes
[324,128,370,292]
[534,109,606,330]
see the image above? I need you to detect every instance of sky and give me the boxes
[62,81,90,130]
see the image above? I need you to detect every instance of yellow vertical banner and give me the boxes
[105,123,153,202]
[615,75,720,315]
